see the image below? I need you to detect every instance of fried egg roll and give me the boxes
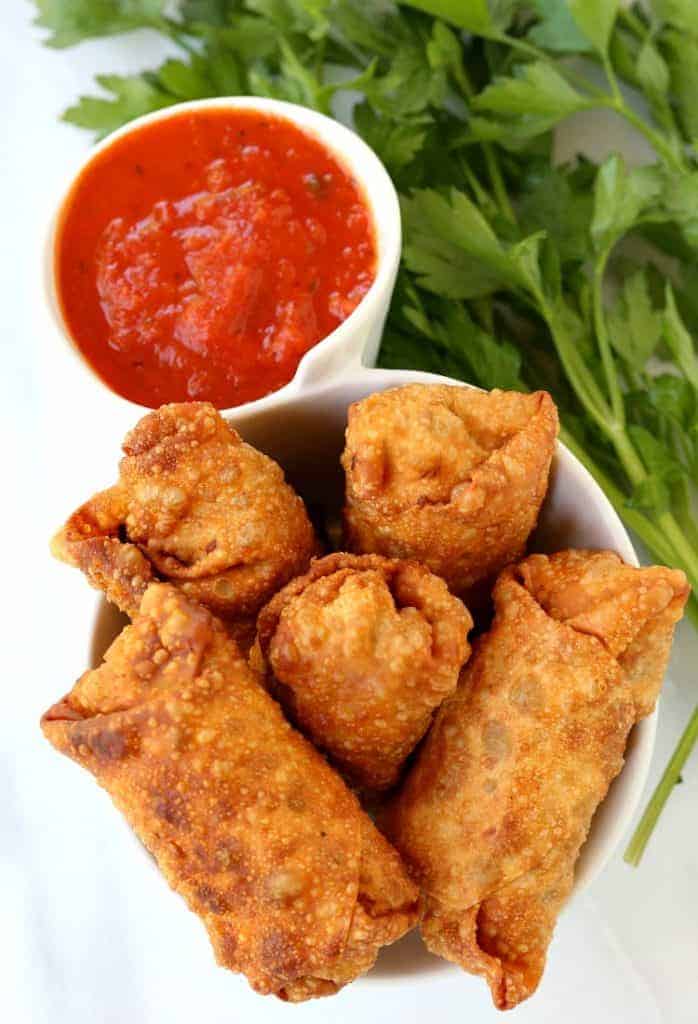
[254,553,472,791]
[51,402,318,624]
[383,550,688,1009]
[42,584,418,1001]
[342,385,558,602]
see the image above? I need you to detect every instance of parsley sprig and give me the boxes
[34,0,698,861]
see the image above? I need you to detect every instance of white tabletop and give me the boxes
[3,4,697,1022]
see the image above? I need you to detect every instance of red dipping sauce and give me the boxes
[55,109,377,408]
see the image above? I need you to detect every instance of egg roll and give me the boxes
[51,402,318,624]
[383,550,688,1010]
[41,583,418,1001]
[342,385,558,602]
[253,553,472,790]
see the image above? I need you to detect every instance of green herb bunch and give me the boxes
[34,0,698,861]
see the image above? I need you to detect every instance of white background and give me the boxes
[2,3,697,1022]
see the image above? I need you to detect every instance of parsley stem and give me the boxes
[624,706,698,866]
[605,98,687,173]
[601,421,698,591]
[593,248,625,425]
[453,58,516,224]
[483,147,516,223]
[605,424,698,593]
[619,8,647,40]
[607,422,648,486]
[602,54,623,107]
[460,156,493,210]
[588,269,698,579]
[538,300,614,433]
[656,512,698,591]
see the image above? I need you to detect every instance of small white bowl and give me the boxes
[90,365,653,928]
[44,96,401,418]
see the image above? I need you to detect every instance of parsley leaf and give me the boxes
[470,61,591,144]
[591,155,662,252]
[353,103,431,176]
[179,1,235,25]
[245,0,329,40]
[657,171,698,247]
[440,303,524,390]
[362,42,448,116]
[474,62,588,118]
[652,0,698,36]
[63,73,173,137]
[157,56,217,99]
[637,38,670,100]
[399,0,516,38]
[664,284,698,392]
[568,0,619,58]
[518,167,592,263]
[401,188,523,297]
[607,269,663,372]
[627,424,683,511]
[527,0,594,53]
[34,0,169,48]
[662,28,698,141]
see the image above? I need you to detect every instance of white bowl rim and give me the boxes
[44,95,402,418]
[88,364,656,908]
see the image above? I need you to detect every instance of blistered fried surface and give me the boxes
[255,553,472,790]
[421,851,574,1012]
[519,549,689,717]
[41,584,418,1001]
[342,385,558,599]
[51,402,318,620]
[383,549,687,1010]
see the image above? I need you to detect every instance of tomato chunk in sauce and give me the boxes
[55,109,377,408]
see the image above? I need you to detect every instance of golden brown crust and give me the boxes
[420,853,573,1012]
[342,385,559,601]
[41,583,418,1001]
[517,550,689,717]
[383,549,688,1010]
[50,487,154,617]
[51,402,319,621]
[255,553,472,791]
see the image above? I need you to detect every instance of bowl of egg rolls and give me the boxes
[42,368,689,1010]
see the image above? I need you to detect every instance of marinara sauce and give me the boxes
[55,109,376,408]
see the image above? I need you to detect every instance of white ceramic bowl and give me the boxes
[44,96,402,418]
[90,365,654,938]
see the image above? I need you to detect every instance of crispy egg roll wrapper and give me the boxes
[51,402,318,623]
[342,385,558,601]
[383,550,688,1010]
[254,553,472,791]
[42,584,418,1001]
[518,550,690,718]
